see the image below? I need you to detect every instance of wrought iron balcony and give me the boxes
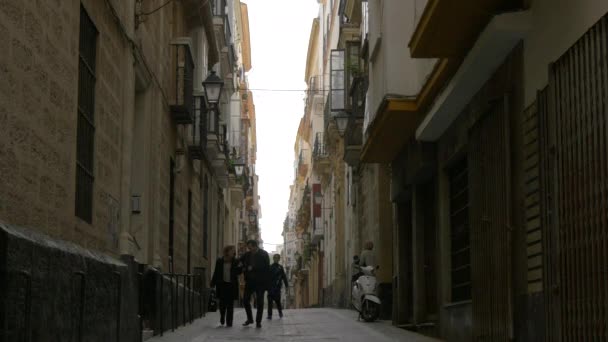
[213,124,230,186]
[344,75,368,167]
[205,107,220,160]
[313,132,328,159]
[349,75,368,119]
[169,40,194,124]
[188,96,207,159]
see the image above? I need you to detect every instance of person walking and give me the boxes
[267,254,289,319]
[239,239,270,328]
[210,245,241,327]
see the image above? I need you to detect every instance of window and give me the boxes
[330,49,345,112]
[449,158,471,302]
[75,6,98,223]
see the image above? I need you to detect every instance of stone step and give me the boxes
[142,330,154,341]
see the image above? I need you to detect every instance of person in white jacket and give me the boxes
[360,241,376,268]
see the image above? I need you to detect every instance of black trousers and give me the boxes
[218,282,236,325]
[267,290,283,317]
[243,285,265,323]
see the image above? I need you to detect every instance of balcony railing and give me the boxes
[188,96,207,159]
[349,75,368,119]
[313,132,328,159]
[169,42,195,124]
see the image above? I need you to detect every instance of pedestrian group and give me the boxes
[210,240,288,328]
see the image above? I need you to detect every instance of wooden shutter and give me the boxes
[543,14,608,341]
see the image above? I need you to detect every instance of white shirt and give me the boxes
[223,261,231,282]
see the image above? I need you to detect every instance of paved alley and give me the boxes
[147,308,439,342]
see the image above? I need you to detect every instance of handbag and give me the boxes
[207,289,218,312]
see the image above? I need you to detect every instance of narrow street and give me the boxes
[147,308,438,342]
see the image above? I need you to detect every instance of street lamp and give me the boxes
[335,113,349,136]
[234,163,245,177]
[202,71,224,105]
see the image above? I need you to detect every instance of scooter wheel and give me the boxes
[362,300,380,322]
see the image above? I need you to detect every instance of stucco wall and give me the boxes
[523,0,608,105]
[365,0,436,132]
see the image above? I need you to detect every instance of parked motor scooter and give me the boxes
[351,265,381,322]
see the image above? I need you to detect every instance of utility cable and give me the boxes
[141,0,174,16]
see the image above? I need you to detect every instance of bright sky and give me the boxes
[243,0,319,251]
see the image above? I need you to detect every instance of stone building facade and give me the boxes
[287,1,608,341]
[0,0,258,340]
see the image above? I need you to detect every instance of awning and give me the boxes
[416,11,532,141]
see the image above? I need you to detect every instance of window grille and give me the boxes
[448,158,471,302]
[75,5,97,223]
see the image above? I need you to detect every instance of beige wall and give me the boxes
[523,0,608,105]
[365,0,436,131]
[358,164,393,283]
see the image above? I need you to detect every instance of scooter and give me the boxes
[351,265,381,322]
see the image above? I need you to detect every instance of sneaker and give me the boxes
[279,312,283,318]
[243,320,254,326]
[267,316,272,320]
[256,323,262,328]
[227,323,233,327]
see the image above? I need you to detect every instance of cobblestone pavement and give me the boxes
[147,308,441,342]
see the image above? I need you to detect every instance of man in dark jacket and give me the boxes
[239,239,270,328]
[267,254,289,319]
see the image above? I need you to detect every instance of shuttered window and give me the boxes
[523,91,544,294]
[543,15,608,340]
[448,158,471,302]
[75,6,97,223]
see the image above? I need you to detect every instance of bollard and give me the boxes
[74,271,86,342]
[159,275,164,336]
[114,271,121,342]
[18,271,32,342]
[189,275,194,324]
[137,272,143,340]
[171,274,175,332]
[182,275,186,326]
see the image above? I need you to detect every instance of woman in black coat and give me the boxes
[210,245,242,327]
